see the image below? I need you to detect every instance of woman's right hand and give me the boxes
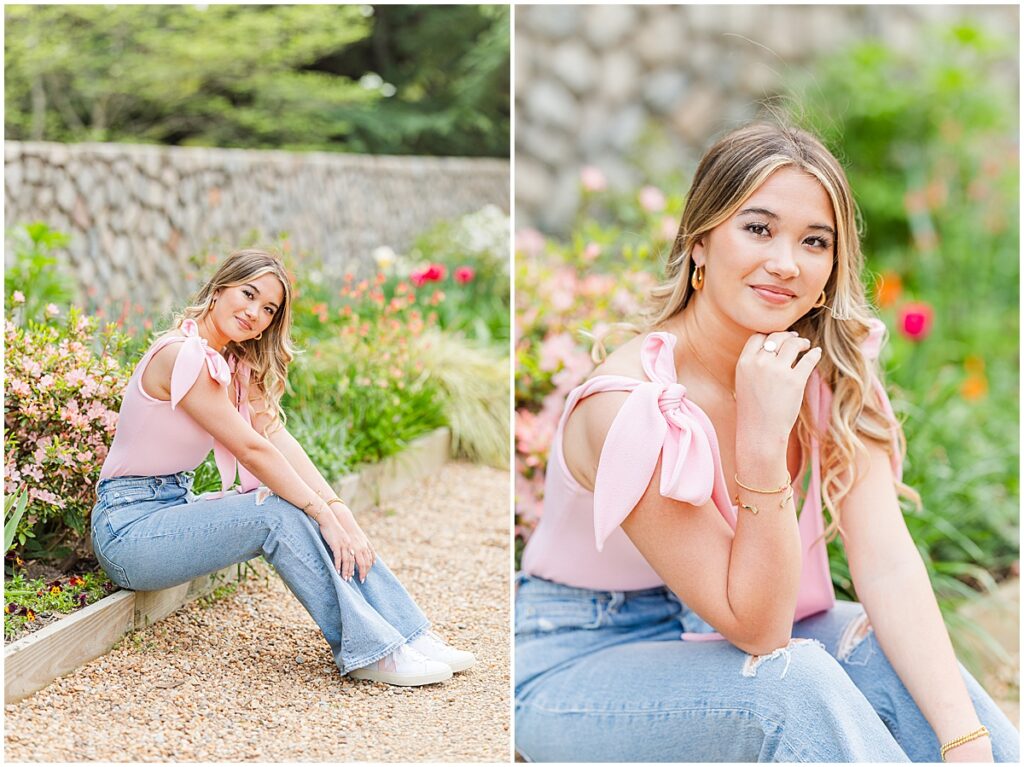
[316,511,358,581]
[734,330,822,447]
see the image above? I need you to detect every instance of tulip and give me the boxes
[897,302,933,342]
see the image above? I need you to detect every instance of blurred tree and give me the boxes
[4,4,508,157]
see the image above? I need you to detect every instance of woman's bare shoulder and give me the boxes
[585,332,649,383]
[140,339,185,400]
[564,333,651,489]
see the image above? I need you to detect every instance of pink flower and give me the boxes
[580,165,607,193]
[539,333,578,372]
[454,266,475,284]
[581,243,601,262]
[897,303,934,342]
[639,185,667,213]
[12,291,25,304]
[38,374,55,391]
[515,228,546,258]
[515,409,558,465]
[45,304,60,318]
[10,379,30,397]
[581,274,615,297]
[659,216,678,242]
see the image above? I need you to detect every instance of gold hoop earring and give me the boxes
[813,290,827,309]
[254,331,263,341]
[691,264,705,291]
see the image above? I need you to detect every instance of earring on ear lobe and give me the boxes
[254,331,263,341]
[691,264,705,291]
[813,290,827,309]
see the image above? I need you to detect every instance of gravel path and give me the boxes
[4,462,511,762]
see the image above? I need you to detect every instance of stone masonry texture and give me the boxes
[5,141,509,312]
[515,4,1018,234]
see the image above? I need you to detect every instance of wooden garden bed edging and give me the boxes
[4,426,451,704]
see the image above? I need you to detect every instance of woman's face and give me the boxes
[692,166,836,335]
[211,272,285,343]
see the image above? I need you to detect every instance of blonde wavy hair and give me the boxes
[595,121,919,539]
[164,249,295,437]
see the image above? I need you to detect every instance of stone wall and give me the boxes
[516,4,1019,233]
[4,141,509,310]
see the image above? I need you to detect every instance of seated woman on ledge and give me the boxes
[92,249,475,687]
[515,123,1019,761]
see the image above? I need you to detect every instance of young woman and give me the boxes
[92,249,475,687]
[515,123,1018,761]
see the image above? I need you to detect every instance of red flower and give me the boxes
[68,575,85,587]
[454,266,476,284]
[76,592,89,607]
[410,263,446,287]
[898,303,934,342]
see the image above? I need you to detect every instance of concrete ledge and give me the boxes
[334,427,451,511]
[4,427,451,704]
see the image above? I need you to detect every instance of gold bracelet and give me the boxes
[735,472,792,495]
[940,726,989,761]
[303,500,323,524]
[734,486,794,515]
[327,497,348,509]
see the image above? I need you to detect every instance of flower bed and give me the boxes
[4,205,509,644]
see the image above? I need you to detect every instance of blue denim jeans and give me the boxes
[515,575,1019,762]
[91,472,430,674]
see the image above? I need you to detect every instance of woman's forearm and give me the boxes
[857,557,987,749]
[267,427,340,507]
[238,440,331,521]
[727,433,803,649]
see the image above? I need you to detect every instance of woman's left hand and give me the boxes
[330,503,376,582]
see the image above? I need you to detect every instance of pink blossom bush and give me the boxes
[515,213,668,548]
[4,308,132,551]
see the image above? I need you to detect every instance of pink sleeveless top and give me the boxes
[521,319,901,626]
[99,318,260,496]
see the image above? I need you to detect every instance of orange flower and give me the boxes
[961,375,988,401]
[961,356,988,401]
[875,271,903,308]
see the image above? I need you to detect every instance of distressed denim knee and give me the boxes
[741,639,911,762]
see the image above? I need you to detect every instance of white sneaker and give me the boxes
[409,630,477,673]
[348,644,452,687]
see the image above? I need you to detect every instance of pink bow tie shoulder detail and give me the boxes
[169,319,232,409]
[593,333,732,551]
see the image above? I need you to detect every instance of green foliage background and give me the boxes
[4,4,509,157]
